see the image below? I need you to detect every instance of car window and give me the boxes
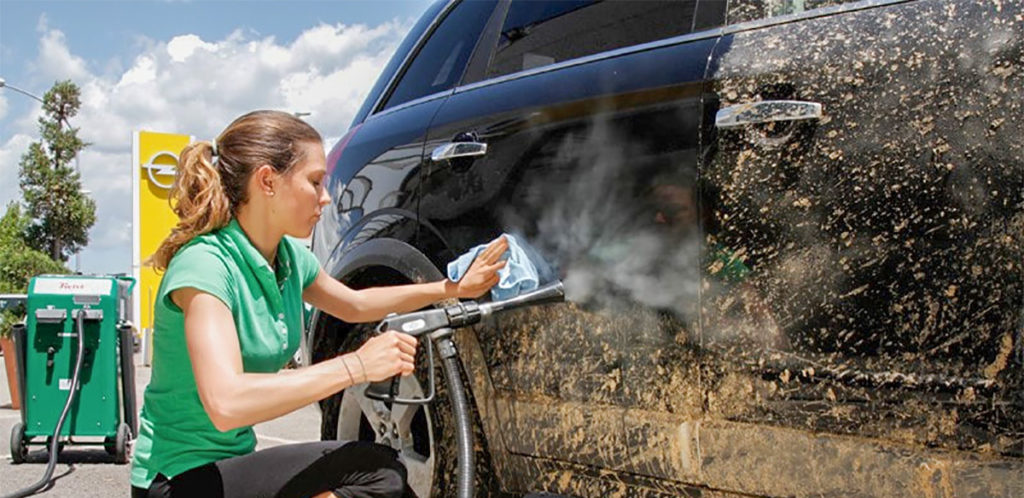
[727,0,864,24]
[354,0,447,124]
[486,0,699,80]
[382,0,497,111]
[694,0,728,31]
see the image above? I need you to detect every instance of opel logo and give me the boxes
[142,151,179,189]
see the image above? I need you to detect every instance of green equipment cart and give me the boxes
[9,274,137,464]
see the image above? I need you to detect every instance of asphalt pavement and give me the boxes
[0,351,321,497]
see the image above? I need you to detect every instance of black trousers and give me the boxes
[131,440,415,498]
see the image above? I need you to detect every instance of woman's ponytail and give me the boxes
[145,110,322,270]
[147,141,233,270]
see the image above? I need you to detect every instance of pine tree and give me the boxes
[18,80,96,262]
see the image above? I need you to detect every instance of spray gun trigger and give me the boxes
[377,312,397,333]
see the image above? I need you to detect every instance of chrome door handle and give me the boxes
[431,141,488,162]
[715,100,823,129]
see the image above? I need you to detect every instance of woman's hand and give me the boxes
[454,235,509,299]
[353,330,418,382]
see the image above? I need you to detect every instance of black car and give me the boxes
[307,0,1024,496]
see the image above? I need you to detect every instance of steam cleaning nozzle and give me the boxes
[480,281,565,315]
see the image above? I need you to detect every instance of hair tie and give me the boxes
[210,138,219,163]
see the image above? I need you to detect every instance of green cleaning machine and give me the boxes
[9,274,137,464]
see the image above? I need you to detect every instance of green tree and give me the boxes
[18,79,96,262]
[0,203,67,338]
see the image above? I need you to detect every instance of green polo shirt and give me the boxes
[130,219,320,488]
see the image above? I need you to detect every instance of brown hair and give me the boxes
[148,110,321,270]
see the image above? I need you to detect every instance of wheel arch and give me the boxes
[306,237,444,369]
[306,235,510,493]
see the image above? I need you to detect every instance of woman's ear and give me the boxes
[253,164,278,197]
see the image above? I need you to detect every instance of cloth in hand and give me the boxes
[447,234,550,301]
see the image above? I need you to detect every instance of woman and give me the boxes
[130,110,507,498]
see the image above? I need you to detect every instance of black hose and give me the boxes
[3,311,88,498]
[118,324,138,435]
[439,340,474,498]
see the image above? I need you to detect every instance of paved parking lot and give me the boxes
[0,351,321,497]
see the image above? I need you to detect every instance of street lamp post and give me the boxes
[0,77,81,172]
[0,77,86,272]
[0,77,44,103]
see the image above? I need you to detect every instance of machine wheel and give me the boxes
[46,436,65,457]
[114,423,131,464]
[10,422,27,464]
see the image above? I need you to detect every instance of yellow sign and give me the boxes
[132,131,192,335]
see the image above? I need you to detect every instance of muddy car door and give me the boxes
[418,0,725,490]
[700,1,1023,495]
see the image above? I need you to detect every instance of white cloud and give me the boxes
[0,134,34,210]
[116,56,156,87]
[32,28,91,82]
[166,34,216,62]
[10,104,44,136]
[35,12,49,33]
[0,17,413,275]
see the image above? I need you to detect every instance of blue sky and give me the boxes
[0,0,433,275]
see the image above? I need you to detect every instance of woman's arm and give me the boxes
[303,236,508,323]
[176,287,417,432]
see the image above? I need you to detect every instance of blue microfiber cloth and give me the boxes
[448,234,551,301]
